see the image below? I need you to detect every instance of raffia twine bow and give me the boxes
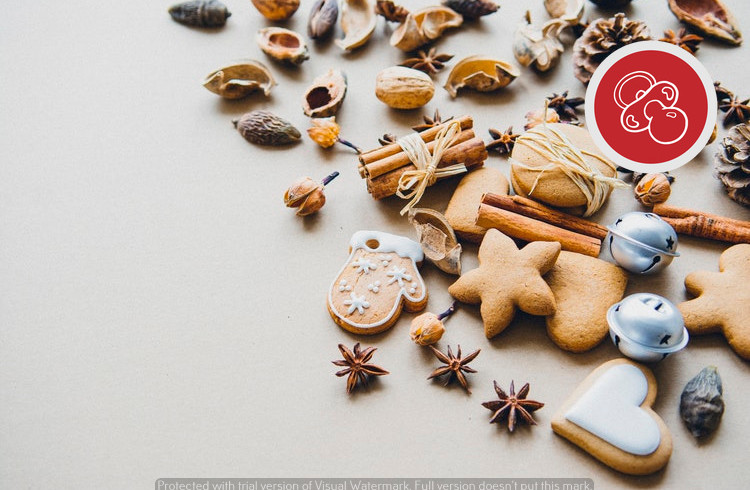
[510,105,628,217]
[395,120,467,215]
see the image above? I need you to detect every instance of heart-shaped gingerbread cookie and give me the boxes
[551,359,673,475]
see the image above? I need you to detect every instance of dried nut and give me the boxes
[308,0,339,40]
[233,110,301,146]
[444,56,520,98]
[257,27,309,66]
[408,207,462,275]
[390,6,463,52]
[202,61,276,99]
[410,312,446,345]
[168,0,231,27]
[375,67,435,109]
[680,366,725,438]
[307,117,340,148]
[251,0,300,21]
[668,0,742,45]
[633,173,672,206]
[442,0,498,21]
[514,17,567,72]
[336,0,377,51]
[284,177,326,216]
[303,70,347,118]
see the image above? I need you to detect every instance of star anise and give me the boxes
[401,47,454,75]
[427,344,480,393]
[714,81,734,103]
[486,126,519,155]
[378,133,398,145]
[332,343,389,394]
[659,28,703,55]
[720,95,750,127]
[481,380,544,432]
[412,109,453,132]
[375,0,409,23]
[547,91,585,122]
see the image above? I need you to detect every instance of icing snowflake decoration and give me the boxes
[386,266,412,287]
[368,281,381,293]
[352,258,378,275]
[409,287,417,294]
[343,292,370,315]
[338,279,352,292]
[379,254,392,266]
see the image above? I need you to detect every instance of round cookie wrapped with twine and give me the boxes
[510,121,627,216]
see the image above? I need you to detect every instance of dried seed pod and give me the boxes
[442,0,498,21]
[336,0,377,51]
[390,6,464,52]
[410,303,456,346]
[444,56,520,98]
[257,27,309,66]
[668,0,742,45]
[168,0,231,27]
[202,61,276,99]
[308,0,339,40]
[375,0,409,23]
[251,0,300,21]
[284,172,339,216]
[302,70,347,118]
[544,0,584,21]
[514,19,565,72]
[633,173,672,206]
[408,208,462,275]
[233,110,301,146]
[375,67,435,109]
[680,366,725,438]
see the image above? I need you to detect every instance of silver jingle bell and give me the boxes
[608,293,689,362]
[599,212,679,274]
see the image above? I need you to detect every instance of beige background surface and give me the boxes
[2,0,750,488]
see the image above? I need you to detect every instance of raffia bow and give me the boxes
[395,120,467,215]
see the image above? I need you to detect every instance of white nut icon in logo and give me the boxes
[614,71,688,145]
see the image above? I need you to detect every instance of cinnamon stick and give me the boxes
[476,204,602,257]
[481,193,609,240]
[358,115,474,166]
[660,216,750,244]
[367,137,487,200]
[360,129,476,179]
[653,203,750,230]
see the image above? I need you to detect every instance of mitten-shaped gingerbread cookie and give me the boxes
[678,244,750,360]
[328,231,428,334]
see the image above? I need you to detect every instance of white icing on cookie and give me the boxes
[350,231,424,263]
[352,258,377,274]
[338,279,352,292]
[343,292,370,315]
[386,266,412,286]
[565,364,661,456]
[367,281,381,293]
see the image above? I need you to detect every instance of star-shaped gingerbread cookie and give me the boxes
[449,229,561,338]
[678,244,750,360]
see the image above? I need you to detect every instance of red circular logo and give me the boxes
[585,41,716,173]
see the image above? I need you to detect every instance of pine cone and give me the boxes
[573,13,651,84]
[442,0,498,20]
[715,123,750,207]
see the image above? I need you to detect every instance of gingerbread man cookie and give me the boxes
[552,359,673,475]
[448,229,560,338]
[328,231,427,335]
[678,243,750,360]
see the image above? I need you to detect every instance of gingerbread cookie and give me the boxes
[552,359,673,475]
[444,167,509,243]
[448,229,560,338]
[678,243,750,360]
[328,231,428,335]
[545,251,628,352]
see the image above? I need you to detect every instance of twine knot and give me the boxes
[395,120,467,215]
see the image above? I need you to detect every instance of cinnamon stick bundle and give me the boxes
[653,203,750,244]
[366,137,487,199]
[359,116,487,200]
[476,204,602,257]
